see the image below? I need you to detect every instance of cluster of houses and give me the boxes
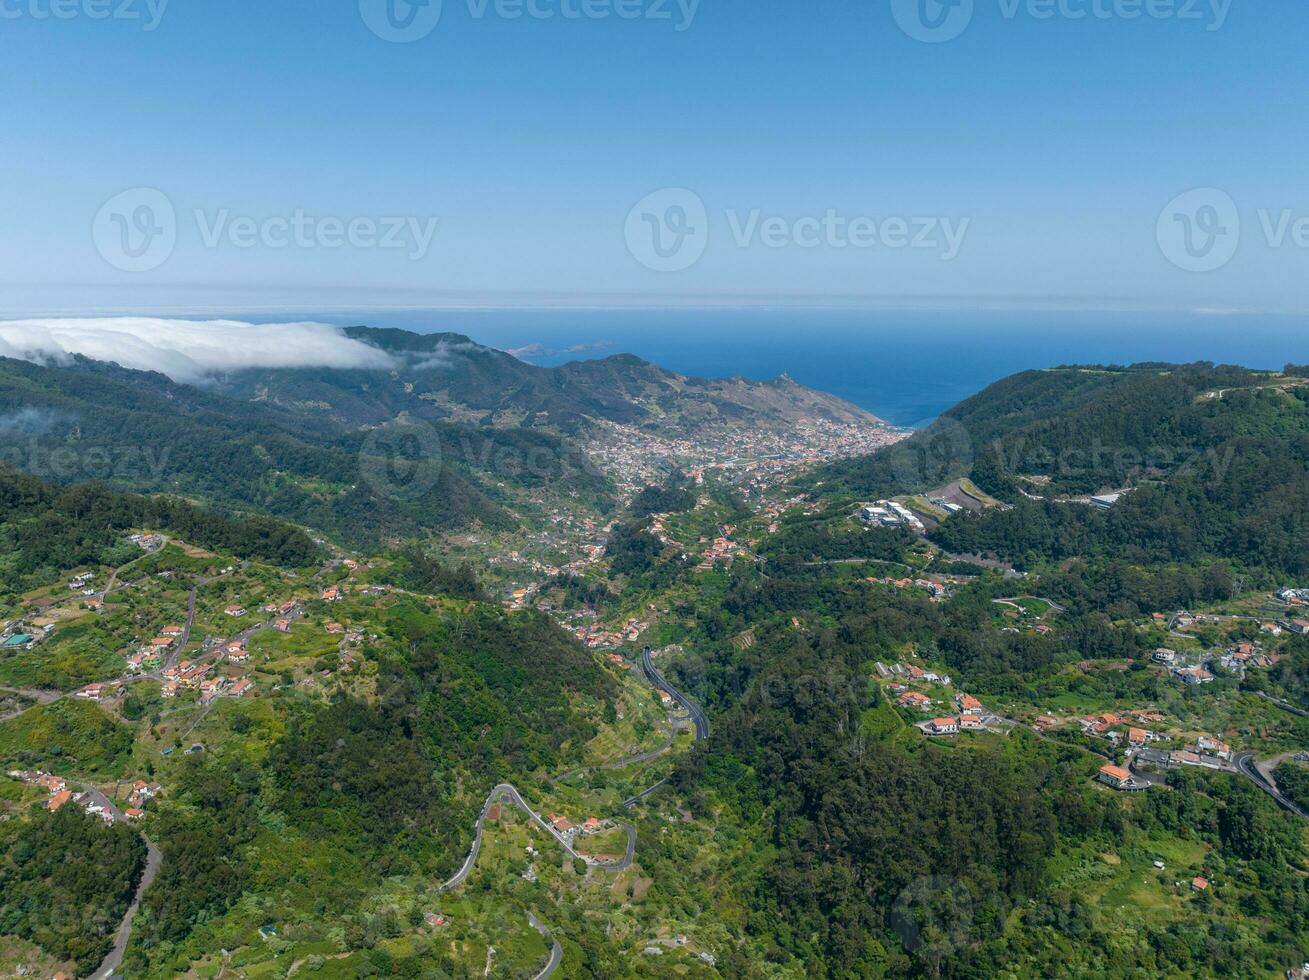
[67,572,97,596]
[128,532,164,552]
[1153,641,1282,685]
[6,770,160,823]
[122,779,163,820]
[548,813,624,863]
[695,527,750,572]
[582,616,651,650]
[1151,648,1218,685]
[878,661,952,686]
[1219,640,1279,674]
[1132,736,1234,773]
[160,658,253,702]
[897,690,993,736]
[124,623,186,673]
[868,576,951,601]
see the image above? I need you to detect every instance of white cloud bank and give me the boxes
[0,317,397,385]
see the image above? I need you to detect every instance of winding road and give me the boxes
[641,646,709,741]
[526,912,562,979]
[439,783,636,895]
[1234,751,1309,819]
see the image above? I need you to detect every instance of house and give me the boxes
[929,717,959,735]
[229,678,254,698]
[1097,764,1135,790]
[161,681,181,698]
[956,693,983,715]
[226,642,248,662]
[124,807,145,820]
[150,636,174,651]
[582,817,603,834]
[1035,715,1060,728]
[75,684,105,701]
[1197,736,1232,760]
[198,678,226,703]
[1135,747,1173,769]
[225,605,247,618]
[279,600,298,615]
[1192,876,1209,891]
[321,587,342,602]
[161,625,185,638]
[1291,620,1309,635]
[550,815,575,834]
[274,618,291,632]
[1152,648,1176,665]
[960,715,985,731]
[656,690,674,707]
[898,691,932,709]
[424,912,446,928]
[326,622,345,635]
[36,773,67,793]
[46,790,74,811]
[1175,666,1215,685]
[1128,728,1150,747]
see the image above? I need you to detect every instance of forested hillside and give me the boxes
[0,464,317,578]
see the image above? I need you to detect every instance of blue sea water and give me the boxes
[236,309,1309,427]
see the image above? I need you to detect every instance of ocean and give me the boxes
[234,309,1309,427]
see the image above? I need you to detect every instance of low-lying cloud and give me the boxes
[0,317,397,385]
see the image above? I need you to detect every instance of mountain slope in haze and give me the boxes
[0,326,882,548]
[0,352,602,547]
[214,327,885,436]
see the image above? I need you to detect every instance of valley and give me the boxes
[3,350,1309,977]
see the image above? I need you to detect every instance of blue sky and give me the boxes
[1,0,1305,314]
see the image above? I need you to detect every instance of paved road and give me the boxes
[621,778,669,809]
[1257,691,1309,719]
[552,724,679,783]
[641,647,709,741]
[90,835,161,980]
[0,685,61,723]
[527,912,562,979]
[440,783,636,894]
[1234,751,1309,819]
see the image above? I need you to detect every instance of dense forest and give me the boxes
[0,807,147,973]
[813,363,1309,504]
[0,464,318,577]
